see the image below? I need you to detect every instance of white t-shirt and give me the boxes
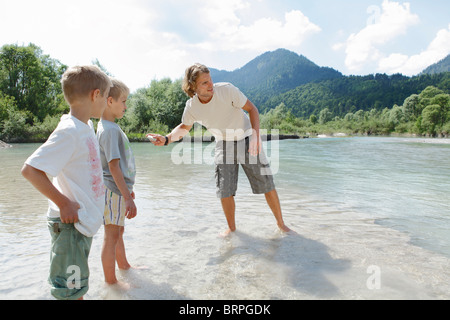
[25,114,104,237]
[181,82,252,141]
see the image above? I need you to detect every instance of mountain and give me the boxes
[209,48,449,118]
[265,72,450,118]
[210,49,342,107]
[421,54,450,75]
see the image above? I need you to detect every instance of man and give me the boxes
[148,63,291,236]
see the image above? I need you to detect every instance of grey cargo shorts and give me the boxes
[214,136,275,199]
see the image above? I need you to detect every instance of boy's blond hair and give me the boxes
[108,78,130,100]
[182,63,210,98]
[61,65,112,104]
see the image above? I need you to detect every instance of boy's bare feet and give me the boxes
[107,280,131,291]
[119,265,149,271]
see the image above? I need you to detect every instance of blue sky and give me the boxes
[1,0,449,92]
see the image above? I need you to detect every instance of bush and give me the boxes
[1,104,30,142]
[28,115,60,142]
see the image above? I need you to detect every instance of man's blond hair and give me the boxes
[61,65,112,104]
[182,63,210,98]
[108,78,130,100]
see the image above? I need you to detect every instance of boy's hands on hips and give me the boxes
[59,199,80,224]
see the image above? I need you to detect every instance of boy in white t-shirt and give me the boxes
[97,78,137,287]
[21,65,112,300]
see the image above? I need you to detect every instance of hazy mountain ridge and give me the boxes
[209,49,450,118]
[210,48,343,107]
[421,54,450,75]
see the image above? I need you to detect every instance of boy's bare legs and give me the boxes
[102,225,130,289]
[264,189,291,232]
[102,225,120,284]
[220,196,236,237]
[116,226,131,270]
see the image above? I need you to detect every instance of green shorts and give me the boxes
[47,218,93,300]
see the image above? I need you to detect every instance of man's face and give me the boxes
[195,72,214,103]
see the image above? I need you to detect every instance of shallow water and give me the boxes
[0,137,449,300]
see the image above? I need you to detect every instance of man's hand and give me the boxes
[146,134,166,146]
[249,131,263,156]
[146,124,192,147]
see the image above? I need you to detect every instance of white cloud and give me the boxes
[196,1,321,53]
[199,0,250,37]
[0,0,172,90]
[229,11,321,52]
[378,24,450,75]
[0,0,321,90]
[337,0,420,72]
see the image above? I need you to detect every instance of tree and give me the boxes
[0,92,17,136]
[430,93,450,126]
[146,78,187,129]
[0,43,67,121]
[388,105,404,126]
[344,112,354,122]
[121,88,154,133]
[123,78,188,133]
[319,108,332,124]
[92,58,113,76]
[418,86,444,115]
[403,94,420,121]
[354,110,365,122]
[1,102,29,141]
[421,104,441,135]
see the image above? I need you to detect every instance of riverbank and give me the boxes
[2,132,449,145]
[0,140,12,148]
[128,132,450,142]
[137,134,310,143]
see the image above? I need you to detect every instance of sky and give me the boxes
[1,0,449,92]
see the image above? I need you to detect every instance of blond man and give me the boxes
[22,65,112,300]
[148,64,291,236]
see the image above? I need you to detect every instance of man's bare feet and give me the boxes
[219,228,235,238]
[278,223,293,233]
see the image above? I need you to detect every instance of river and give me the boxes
[0,137,449,299]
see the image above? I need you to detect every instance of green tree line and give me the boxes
[261,84,450,137]
[1,44,449,142]
[0,44,68,142]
